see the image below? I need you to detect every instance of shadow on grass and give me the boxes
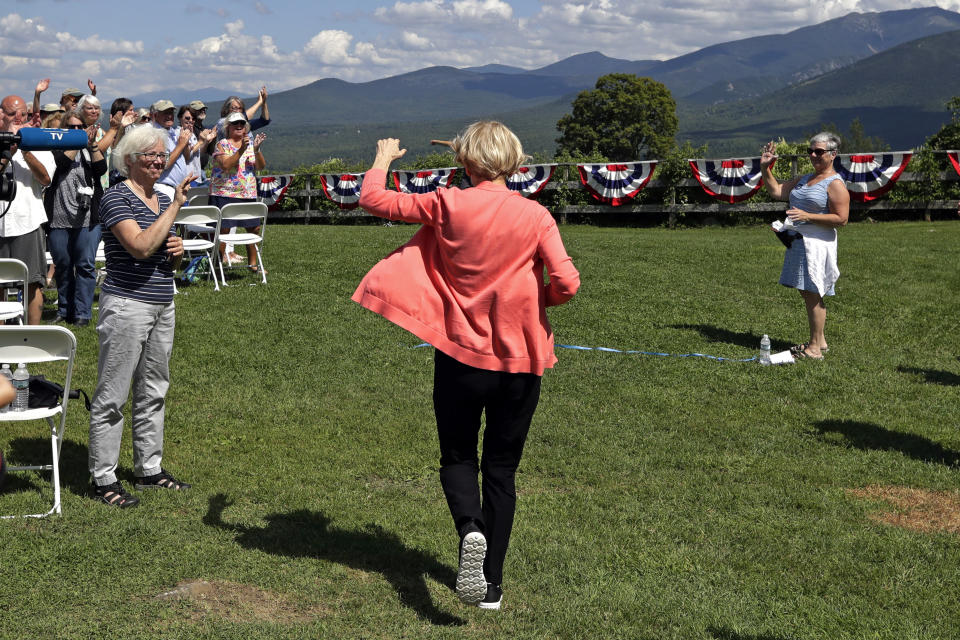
[896,366,960,387]
[811,420,960,467]
[204,493,464,626]
[668,324,792,352]
[3,437,91,495]
[708,627,797,640]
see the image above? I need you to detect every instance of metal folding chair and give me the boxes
[0,259,29,324]
[0,326,77,518]
[174,205,222,291]
[216,202,268,286]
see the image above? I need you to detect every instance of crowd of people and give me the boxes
[0,79,272,508]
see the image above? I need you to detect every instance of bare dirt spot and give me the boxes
[847,485,960,535]
[154,579,328,623]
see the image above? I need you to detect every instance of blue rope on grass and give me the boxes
[412,342,757,363]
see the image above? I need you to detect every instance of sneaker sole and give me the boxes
[456,532,487,605]
[477,599,501,610]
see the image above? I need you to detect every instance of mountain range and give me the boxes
[174,7,960,169]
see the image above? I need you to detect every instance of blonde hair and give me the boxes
[451,121,527,182]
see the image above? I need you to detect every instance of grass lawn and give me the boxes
[0,220,958,639]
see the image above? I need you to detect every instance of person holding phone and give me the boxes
[760,132,850,360]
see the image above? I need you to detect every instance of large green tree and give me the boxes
[556,73,677,161]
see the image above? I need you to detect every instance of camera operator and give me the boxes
[0,95,55,325]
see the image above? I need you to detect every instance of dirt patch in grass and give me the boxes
[847,486,960,535]
[154,579,328,623]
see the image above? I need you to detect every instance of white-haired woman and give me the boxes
[88,125,192,508]
[760,132,850,360]
[353,121,580,610]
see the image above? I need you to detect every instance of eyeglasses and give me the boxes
[135,152,170,162]
[807,147,835,157]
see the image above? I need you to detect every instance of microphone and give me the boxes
[0,127,89,152]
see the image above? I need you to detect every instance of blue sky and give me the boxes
[3,0,959,100]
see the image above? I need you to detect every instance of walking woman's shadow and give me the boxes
[204,493,464,626]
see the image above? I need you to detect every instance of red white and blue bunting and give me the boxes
[392,168,458,194]
[832,152,912,202]
[577,162,657,206]
[319,173,365,210]
[947,151,960,177]
[688,157,769,203]
[257,174,294,210]
[507,164,556,198]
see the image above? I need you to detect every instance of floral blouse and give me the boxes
[210,138,257,199]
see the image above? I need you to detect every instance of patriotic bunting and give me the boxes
[832,152,912,202]
[688,157,769,203]
[392,168,458,194]
[507,164,556,198]
[577,162,657,206]
[257,174,294,210]
[947,151,960,177]
[318,173,365,210]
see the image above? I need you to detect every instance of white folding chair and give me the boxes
[0,259,29,324]
[188,194,209,207]
[185,186,208,204]
[0,325,77,518]
[174,205,222,291]
[94,241,107,287]
[217,202,268,286]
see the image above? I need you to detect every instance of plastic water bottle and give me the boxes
[0,364,11,413]
[12,363,29,412]
[759,335,771,366]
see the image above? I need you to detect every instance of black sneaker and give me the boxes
[93,482,140,508]
[134,469,191,490]
[456,530,487,605]
[477,582,502,610]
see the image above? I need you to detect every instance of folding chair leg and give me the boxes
[255,245,266,284]
[206,250,220,291]
[218,255,228,288]
[49,417,62,516]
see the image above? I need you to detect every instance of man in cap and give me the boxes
[150,99,194,201]
[0,95,57,324]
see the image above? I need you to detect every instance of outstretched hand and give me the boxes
[376,138,406,162]
[760,141,777,168]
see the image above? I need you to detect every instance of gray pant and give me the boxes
[89,293,176,486]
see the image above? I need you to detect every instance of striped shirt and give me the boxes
[99,182,176,304]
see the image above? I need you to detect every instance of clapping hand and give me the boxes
[87,78,97,96]
[35,78,50,95]
[253,133,266,150]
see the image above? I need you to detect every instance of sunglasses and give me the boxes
[807,148,834,157]
[65,124,85,129]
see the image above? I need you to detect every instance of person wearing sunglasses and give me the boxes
[44,109,109,327]
[760,133,849,360]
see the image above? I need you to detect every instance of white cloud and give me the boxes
[304,30,360,65]
[401,31,432,49]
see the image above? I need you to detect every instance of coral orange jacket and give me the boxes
[352,169,580,375]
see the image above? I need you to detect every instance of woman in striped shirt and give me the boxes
[88,125,193,508]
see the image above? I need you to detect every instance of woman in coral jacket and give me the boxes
[353,121,580,611]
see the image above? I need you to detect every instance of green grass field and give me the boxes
[1,220,958,639]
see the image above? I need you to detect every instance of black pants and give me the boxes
[433,350,542,585]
